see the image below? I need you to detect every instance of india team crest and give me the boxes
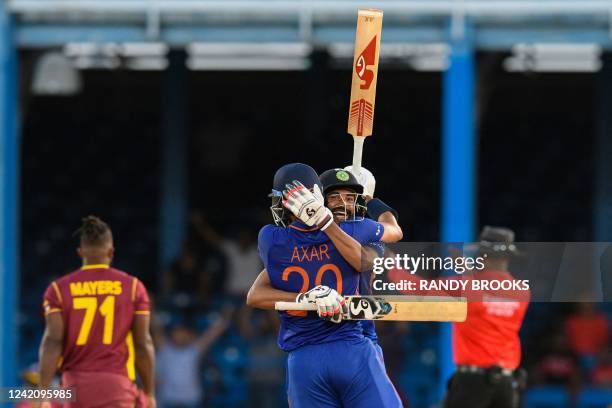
[336,170,350,181]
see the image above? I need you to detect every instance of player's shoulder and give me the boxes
[258,223,287,243]
[52,267,135,288]
[357,217,380,228]
[339,218,384,243]
[258,223,277,236]
[108,267,134,279]
[339,218,381,232]
[108,268,146,288]
[53,268,84,287]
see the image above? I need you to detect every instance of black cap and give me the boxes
[319,168,364,195]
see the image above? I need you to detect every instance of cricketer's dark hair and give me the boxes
[74,215,112,247]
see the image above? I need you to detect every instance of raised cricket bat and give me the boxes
[347,8,383,177]
[275,296,467,322]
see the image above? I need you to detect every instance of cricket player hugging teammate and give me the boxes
[246,163,404,408]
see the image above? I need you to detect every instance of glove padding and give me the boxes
[296,285,348,323]
[344,165,376,198]
[283,181,334,230]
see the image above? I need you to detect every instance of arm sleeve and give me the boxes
[257,225,274,269]
[42,281,63,316]
[366,198,399,221]
[354,219,385,244]
[132,278,151,314]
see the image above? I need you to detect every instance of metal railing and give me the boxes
[8,0,612,17]
[9,1,612,48]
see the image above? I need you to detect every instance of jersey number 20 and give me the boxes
[73,296,115,345]
[282,264,342,316]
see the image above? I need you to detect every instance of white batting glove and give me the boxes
[283,181,334,230]
[296,285,348,323]
[344,165,376,198]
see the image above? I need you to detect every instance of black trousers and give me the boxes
[443,371,519,408]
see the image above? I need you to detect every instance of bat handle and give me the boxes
[352,136,365,177]
[275,301,317,311]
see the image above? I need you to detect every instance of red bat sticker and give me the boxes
[355,36,377,90]
[349,99,373,136]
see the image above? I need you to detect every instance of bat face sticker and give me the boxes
[348,297,392,319]
[355,36,377,90]
[350,298,375,319]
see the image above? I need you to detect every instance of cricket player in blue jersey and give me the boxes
[254,163,402,407]
[319,166,402,358]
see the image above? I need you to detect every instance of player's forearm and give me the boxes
[247,270,297,309]
[134,335,156,396]
[365,197,402,242]
[378,212,403,243]
[246,282,297,309]
[38,334,62,388]
[323,222,364,272]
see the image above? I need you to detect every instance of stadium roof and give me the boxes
[8,0,612,50]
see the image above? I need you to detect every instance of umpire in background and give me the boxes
[444,226,530,408]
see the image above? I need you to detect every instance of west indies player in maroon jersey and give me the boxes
[38,216,156,408]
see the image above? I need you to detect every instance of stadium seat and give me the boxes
[576,387,612,408]
[523,386,571,408]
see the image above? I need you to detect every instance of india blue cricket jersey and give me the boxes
[361,241,385,345]
[258,219,384,352]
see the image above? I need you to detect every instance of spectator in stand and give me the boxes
[161,244,206,300]
[185,213,228,296]
[190,212,261,298]
[155,308,233,408]
[591,346,612,387]
[564,303,610,364]
[197,245,228,296]
[534,331,580,388]
[236,308,285,408]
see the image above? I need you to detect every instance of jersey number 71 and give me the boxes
[74,296,115,345]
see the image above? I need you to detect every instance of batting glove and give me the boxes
[296,285,348,323]
[283,181,334,230]
[344,165,376,198]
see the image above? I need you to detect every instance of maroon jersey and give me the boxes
[43,264,150,379]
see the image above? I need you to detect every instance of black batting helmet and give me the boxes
[319,168,366,221]
[269,163,321,227]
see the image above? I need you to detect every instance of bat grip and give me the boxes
[352,136,365,177]
[275,302,317,311]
